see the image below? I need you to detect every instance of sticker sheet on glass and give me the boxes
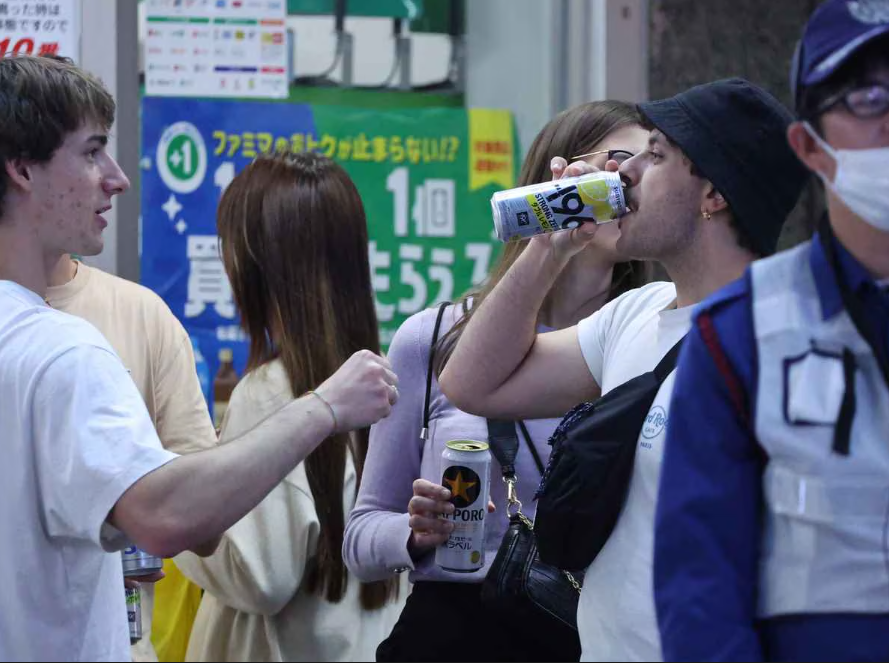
[144,0,287,99]
[0,0,79,61]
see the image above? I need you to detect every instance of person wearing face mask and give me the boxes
[653,1,889,661]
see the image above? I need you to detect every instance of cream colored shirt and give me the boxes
[47,261,218,662]
[176,360,406,662]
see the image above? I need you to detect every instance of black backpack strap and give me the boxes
[652,337,685,382]
[421,302,451,441]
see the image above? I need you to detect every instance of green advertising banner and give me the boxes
[308,105,517,345]
[142,98,518,393]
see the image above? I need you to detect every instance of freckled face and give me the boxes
[28,123,130,257]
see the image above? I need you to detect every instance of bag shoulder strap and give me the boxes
[697,310,750,426]
[486,420,546,479]
[518,420,545,475]
[653,336,686,382]
[421,302,451,441]
[486,419,521,479]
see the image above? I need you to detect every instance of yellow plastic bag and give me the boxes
[151,559,203,662]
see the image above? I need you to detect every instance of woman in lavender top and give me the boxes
[343,101,651,662]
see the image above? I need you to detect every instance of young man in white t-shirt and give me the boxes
[439,79,809,661]
[0,55,399,662]
[46,255,219,663]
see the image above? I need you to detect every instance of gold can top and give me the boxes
[445,439,490,453]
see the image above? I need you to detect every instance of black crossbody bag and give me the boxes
[480,417,584,645]
[534,337,684,570]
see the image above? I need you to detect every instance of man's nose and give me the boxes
[103,156,131,195]
[619,153,643,188]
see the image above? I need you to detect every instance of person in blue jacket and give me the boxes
[654,1,889,661]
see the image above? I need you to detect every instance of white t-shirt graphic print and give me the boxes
[574,282,692,662]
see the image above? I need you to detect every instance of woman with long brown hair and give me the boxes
[176,150,403,662]
[343,100,652,661]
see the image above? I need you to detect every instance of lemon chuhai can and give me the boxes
[436,440,492,573]
[121,546,164,577]
[126,587,142,644]
[491,171,627,241]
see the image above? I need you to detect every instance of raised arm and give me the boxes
[439,159,609,420]
[110,349,399,558]
[343,309,432,581]
[439,236,601,420]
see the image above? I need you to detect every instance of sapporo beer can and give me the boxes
[121,546,164,577]
[126,587,142,644]
[491,170,627,242]
[435,440,492,573]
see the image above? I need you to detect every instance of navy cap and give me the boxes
[791,0,889,104]
[638,78,808,256]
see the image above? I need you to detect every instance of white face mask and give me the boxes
[804,122,889,232]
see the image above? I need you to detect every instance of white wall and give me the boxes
[286,15,453,86]
[80,0,140,280]
[79,0,119,275]
[464,0,649,156]
[465,0,564,156]
[590,0,648,103]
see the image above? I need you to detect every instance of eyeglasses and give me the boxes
[816,83,889,119]
[570,149,636,164]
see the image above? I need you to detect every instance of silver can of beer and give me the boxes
[435,440,491,573]
[121,546,164,577]
[491,170,627,242]
[126,587,142,644]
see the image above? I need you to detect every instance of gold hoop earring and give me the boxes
[702,211,712,220]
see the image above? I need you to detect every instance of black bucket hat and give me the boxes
[638,78,809,256]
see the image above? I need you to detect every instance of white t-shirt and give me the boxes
[0,281,178,662]
[48,262,219,662]
[574,281,692,662]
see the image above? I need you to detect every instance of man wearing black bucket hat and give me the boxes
[654,1,889,661]
[438,79,807,660]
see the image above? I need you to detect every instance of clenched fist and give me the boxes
[314,350,399,433]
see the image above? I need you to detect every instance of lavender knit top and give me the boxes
[343,304,562,584]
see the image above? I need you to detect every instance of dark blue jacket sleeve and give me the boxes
[655,278,764,662]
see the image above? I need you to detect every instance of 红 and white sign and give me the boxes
[0,0,80,61]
